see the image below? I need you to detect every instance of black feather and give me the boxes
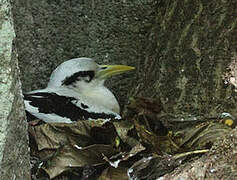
[24,92,116,121]
[62,71,95,85]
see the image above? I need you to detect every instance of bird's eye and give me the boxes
[84,76,91,82]
[82,71,95,83]
[62,71,95,86]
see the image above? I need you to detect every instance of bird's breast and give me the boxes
[80,86,120,114]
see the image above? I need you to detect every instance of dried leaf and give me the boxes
[30,120,117,151]
[42,144,119,179]
[99,167,128,180]
[128,150,209,180]
[103,143,146,168]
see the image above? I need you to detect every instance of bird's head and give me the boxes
[47,57,135,92]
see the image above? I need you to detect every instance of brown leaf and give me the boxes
[103,143,146,168]
[128,150,209,180]
[30,120,115,151]
[42,144,119,179]
[99,166,129,180]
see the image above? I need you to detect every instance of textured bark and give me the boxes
[160,127,237,180]
[0,0,30,179]
[135,1,237,118]
[13,0,237,117]
[11,0,236,179]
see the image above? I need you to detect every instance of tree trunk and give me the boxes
[11,0,237,179]
[133,0,237,118]
[0,0,30,179]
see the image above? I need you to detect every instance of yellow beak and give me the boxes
[97,64,135,79]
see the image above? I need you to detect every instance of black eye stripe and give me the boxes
[62,71,95,85]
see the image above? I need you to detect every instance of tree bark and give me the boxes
[11,0,237,179]
[134,0,237,118]
[0,0,30,179]
[13,0,237,117]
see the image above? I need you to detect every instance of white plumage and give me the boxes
[24,57,134,123]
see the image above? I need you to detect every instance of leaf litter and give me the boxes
[29,97,236,179]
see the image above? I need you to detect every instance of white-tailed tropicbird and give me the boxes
[24,57,135,123]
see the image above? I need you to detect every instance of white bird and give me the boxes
[24,57,135,123]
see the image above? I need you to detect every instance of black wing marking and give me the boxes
[24,92,117,121]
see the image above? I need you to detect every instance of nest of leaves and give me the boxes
[29,97,236,180]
